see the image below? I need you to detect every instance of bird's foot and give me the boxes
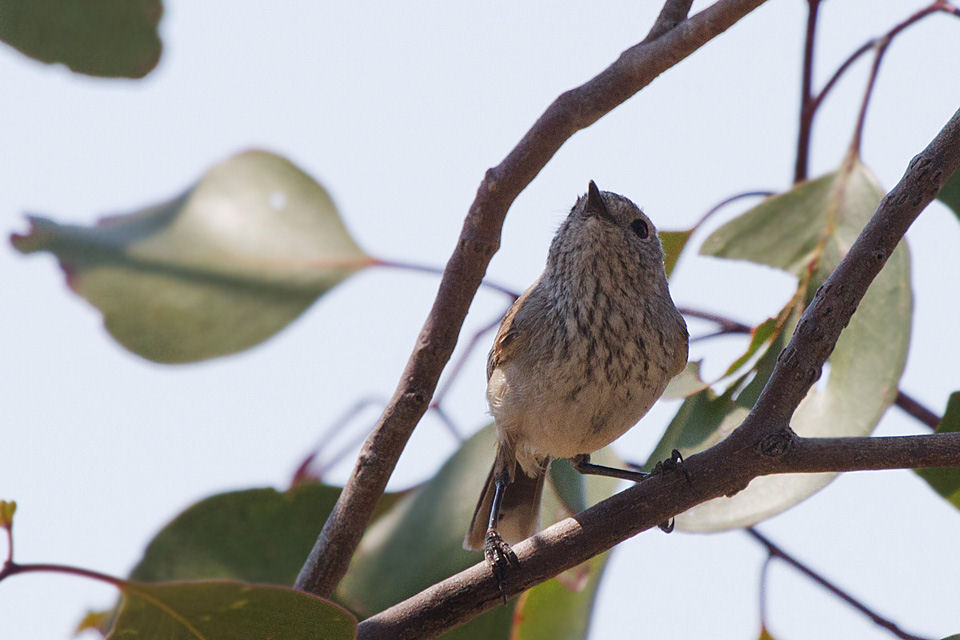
[652,449,691,533]
[484,528,519,603]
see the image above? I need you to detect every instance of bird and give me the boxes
[464,181,689,591]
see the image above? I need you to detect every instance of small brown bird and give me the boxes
[464,181,689,583]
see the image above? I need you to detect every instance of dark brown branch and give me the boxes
[293,0,771,599]
[357,432,960,639]
[355,107,960,639]
[794,0,821,183]
[727,106,960,448]
[642,0,695,43]
[746,528,930,640]
[894,391,941,429]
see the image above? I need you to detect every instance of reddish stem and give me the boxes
[0,562,124,589]
[794,0,821,183]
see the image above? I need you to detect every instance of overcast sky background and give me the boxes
[2,1,960,638]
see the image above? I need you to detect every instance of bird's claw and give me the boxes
[652,448,691,484]
[484,528,519,603]
[653,449,690,533]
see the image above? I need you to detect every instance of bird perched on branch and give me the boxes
[464,181,689,594]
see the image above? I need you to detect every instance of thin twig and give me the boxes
[291,396,386,485]
[746,528,931,640]
[373,259,519,300]
[0,562,124,588]
[678,306,751,333]
[293,0,772,600]
[815,2,957,127]
[693,190,776,228]
[794,0,821,183]
[894,391,941,430]
[757,554,773,633]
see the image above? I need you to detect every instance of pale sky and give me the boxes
[2,1,960,638]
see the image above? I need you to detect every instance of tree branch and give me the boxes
[293,0,771,598]
[728,105,960,447]
[358,432,960,639]
[746,528,930,640]
[642,0,695,43]
[355,106,960,639]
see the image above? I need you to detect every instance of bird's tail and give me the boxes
[463,447,546,551]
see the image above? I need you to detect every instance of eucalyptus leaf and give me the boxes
[12,150,371,363]
[108,581,356,640]
[660,228,694,279]
[130,484,347,585]
[0,0,162,78]
[673,159,911,531]
[937,168,960,222]
[916,392,960,509]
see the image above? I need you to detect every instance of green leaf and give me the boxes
[916,392,960,508]
[659,228,694,279]
[108,581,355,640]
[938,168,960,222]
[337,425,617,639]
[74,609,110,637]
[129,484,342,585]
[510,552,609,640]
[0,0,162,78]
[662,360,710,399]
[0,499,16,528]
[12,151,371,363]
[678,159,911,531]
[127,483,404,586]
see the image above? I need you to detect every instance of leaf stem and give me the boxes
[757,553,773,634]
[746,528,931,640]
[0,561,124,589]
[794,0,821,184]
[372,258,519,300]
[839,3,958,158]
[894,391,941,430]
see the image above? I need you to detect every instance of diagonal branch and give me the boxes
[293,0,771,598]
[358,432,960,639]
[355,106,960,639]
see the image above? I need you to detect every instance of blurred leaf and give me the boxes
[938,168,960,222]
[660,228,694,278]
[129,484,338,585]
[722,316,778,379]
[107,581,355,639]
[0,499,16,528]
[662,360,710,399]
[128,483,403,585]
[12,150,371,363]
[916,392,960,508]
[337,425,617,639]
[510,552,609,640]
[676,159,911,531]
[74,609,109,637]
[0,0,162,78]
[758,627,777,640]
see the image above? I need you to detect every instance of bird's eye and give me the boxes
[630,218,649,239]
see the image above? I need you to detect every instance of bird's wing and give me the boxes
[486,284,537,382]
